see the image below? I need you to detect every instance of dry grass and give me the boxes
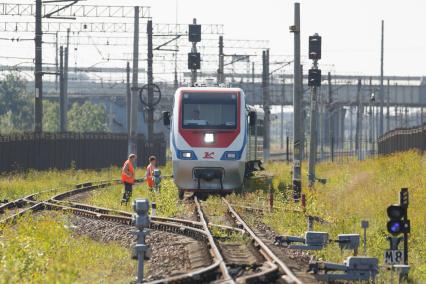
[259,151,426,282]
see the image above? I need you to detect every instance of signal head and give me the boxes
[387,204,405,219]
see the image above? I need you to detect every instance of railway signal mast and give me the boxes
[308,34,321,185]
[385,188,410,280]
[188,19,201,84]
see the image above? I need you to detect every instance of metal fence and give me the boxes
[378,124,426,155]
[0,132,166,172]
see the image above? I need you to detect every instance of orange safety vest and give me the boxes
[146,164,154,187]
[121,159,135,184]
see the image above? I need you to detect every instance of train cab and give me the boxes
[163,86,263,198]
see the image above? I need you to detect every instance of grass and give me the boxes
[1,152,425,282]
[0,212,135,284]
[84,163,184,218]
[0,166,118,201]
[232,151,426,282]
[85,179,183,217]
[0,163,180,283]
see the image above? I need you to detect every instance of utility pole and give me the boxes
[290,2,302,200]
[126,62,131,136]
[280,72,285,149]
[34,0,43,133]
[405,106,408,127]
[379,20,385,136]
[307,33,321,186]
[355,79,363,160]
[129,6,140,157]
[218,35,225,84]
[174,8,178,90]
[252,62,255,97]
[300,64,305,160]
[174,60,178,90]
[64,28,70,101]
[147,19,154,144]
[59,46,65,132]
[395,83,399,127]
[308,79,318,185]
[190,18,199,84]
[319,87,324,160]
[328,72,334,162]
[369,78,373,154]
[62,29,70,132]
[55,32,58,91]
[262,49,270,161]
[386,79,390,131]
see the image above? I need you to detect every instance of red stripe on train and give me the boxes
[177,90,241,148]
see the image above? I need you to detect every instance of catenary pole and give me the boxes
[129,6,140,159]
[291,2,302,200]
[34,0,43,132]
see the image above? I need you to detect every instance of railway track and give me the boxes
[195,196,304,284]
[1,178,310,283]
[0,179,244,283]
[0,180,115,225]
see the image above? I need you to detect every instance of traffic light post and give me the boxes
[188,19,201,85]
[308,34,321,186]
[385,188,410,278]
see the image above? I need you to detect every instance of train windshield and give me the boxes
[182,92,238,129]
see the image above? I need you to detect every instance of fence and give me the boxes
[0,132,166,172]
[378,124,426,155]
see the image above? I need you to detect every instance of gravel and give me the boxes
[68,214,209,281]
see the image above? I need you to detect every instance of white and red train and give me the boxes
[163,86,264,199]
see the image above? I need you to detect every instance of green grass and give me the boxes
[0,166,118,201]
[244,151,426,282]
[85,179,183,217]
[0,163,180,283]
[84,163,183,218]
[0,212,135,284]
[2,153,425,282]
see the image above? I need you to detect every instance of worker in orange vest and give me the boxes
[121,153,137,205]
[146,155,157,190]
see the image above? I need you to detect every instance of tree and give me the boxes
[0,73,34,133]
[67,101,109,132]
[43,100,60,132]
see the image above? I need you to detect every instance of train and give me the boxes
[163,86,264,199]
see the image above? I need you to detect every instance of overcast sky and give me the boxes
[2,0,425,77]
[139,0,426,76]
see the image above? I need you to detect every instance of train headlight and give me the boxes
[221,151,239,160]
[226,152,236,159]
[181,151,192,159]
[204,133,215,144]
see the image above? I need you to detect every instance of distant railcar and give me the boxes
[163,86,264,199]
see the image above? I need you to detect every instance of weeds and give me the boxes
[259,151,426,282]
[0,167,117,201]
[85,165,183,218]
[0,212,135,284]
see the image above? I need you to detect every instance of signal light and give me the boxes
[309,34,322,60]
[188,24,201,42]
[188,52,201,70]
[387,204,409,236]
[308,69,321,86]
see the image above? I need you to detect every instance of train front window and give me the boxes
[182,92,237,129]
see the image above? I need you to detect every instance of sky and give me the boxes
[1,0,426,77]
[139,0,426,76]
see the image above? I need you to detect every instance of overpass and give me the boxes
[27,73,426,107]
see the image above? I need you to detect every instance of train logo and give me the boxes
[203,152,215,159]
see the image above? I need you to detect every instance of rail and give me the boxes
[223,198,304,284]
